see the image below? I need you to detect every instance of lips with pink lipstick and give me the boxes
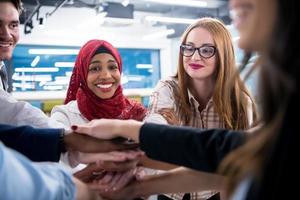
[189,63,204,70]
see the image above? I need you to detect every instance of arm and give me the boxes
[98,167,225,200]
[73,119,246,172]
[0,142,102,200]
[50,103,77,129]
[140,123,245,172]
[0,89,63,128]
[144,79,176,124]
[0,124,140,162]
[0,124,62,161]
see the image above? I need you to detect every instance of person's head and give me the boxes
[65,39,123,104]
[221,0,300,197]
[175,17,255,129]
[87,46,121,99]
[0,0,22,61]
[178,17,236,88]
[230,0,277,54]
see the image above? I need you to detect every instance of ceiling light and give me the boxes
[136,64,153,69]
[28,49,79,55]
[145,16,197,24]
[142,29,175,40]
[122,0,130,7]
[15,67,59,73]
[104,17,139,25]
[142,0,207,8]
[54,62,75,67]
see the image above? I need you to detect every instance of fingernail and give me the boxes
[71,125,78,130]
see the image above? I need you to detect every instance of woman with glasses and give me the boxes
[145,17,257,130]
[143,17,257,200]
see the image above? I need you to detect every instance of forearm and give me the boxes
[140,155,178,170]
[140,123,245,172]
[114,119,143,142]
[134,167,225,197]
[0,124,63,162]
[0,142,76,200]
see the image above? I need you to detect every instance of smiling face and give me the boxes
[182,27,217,81]
[230,0,277,53]
[0,2,20,61]
[87,53,121,99]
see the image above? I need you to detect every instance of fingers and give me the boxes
[74,163,105,183]
[71,124,93,136]
[158,108,179,125]
[76,152,127,163]
[112,169,136,191]
[96,159,139,172]
[67,133,139,153]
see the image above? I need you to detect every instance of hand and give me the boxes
[73,177,103,200]
[95,178,142,200]
[159,108,180,125]
[72,119,143,142]
[64,131,139,153]
[68,150,143,168]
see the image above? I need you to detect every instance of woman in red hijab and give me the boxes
[51,39,146,127]
[50,39,146,191]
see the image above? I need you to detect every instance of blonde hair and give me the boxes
[174,17,257,130]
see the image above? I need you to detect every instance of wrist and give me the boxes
[116,120,142,142]
[59,130,67,153]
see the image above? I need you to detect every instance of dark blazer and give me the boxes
[140,123,246,172]
[0,124,63,162]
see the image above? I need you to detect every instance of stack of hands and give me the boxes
[63,119,147,200]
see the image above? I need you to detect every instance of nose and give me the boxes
[98,69,112,79]
[0,25,11,39]
[191,49,202,60]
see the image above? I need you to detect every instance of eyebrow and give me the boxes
[186,42,215,46]
[11,20,20,23]
[89,59,116,65]
[0,19,20,24]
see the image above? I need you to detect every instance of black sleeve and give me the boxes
[0,124,63,162]
[140,123,246,172]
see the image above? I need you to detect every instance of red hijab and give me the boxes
[65,39,146,121]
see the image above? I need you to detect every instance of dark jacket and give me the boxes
[140,123,246,172]
[0,124,63,162]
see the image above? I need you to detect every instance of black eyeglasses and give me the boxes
[180,44,217,59]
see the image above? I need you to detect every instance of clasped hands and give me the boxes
[64,119,146,199]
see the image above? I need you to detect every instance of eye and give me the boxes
[182,44,195,51]
[108,64,118,71]
[9,22,19,29]
[88,65,101,73]
[200,46,215,57]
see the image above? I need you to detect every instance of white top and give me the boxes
[51,100,90,172]
[50,100,89,129]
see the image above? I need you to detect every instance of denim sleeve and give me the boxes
[0,142,75,200]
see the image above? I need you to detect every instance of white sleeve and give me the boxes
[50,105,72,130]
[51,104,86,171]
[144,79,176,124]
[0,89,63,128]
